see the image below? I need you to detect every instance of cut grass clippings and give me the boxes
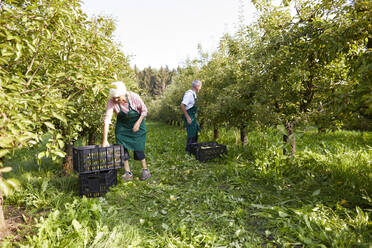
[2,121,372,247]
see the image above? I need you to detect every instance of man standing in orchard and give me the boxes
[180,80,202,153]
[102,81,151,181]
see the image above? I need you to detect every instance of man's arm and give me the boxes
[181,103,192,124]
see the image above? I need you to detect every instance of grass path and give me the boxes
[2,121,372,247]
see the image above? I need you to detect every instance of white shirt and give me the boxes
[181,89,197,110]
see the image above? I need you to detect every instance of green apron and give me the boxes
[183,93,200,138]
[115,94,146,151]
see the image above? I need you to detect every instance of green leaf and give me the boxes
[0,57,9,64]
[54,151,65,158]
[1,50,13,57]
[44,122,55,129]
[5,178,20,191]
[278,210,289,218]
[17,135,33,143]
[52,112,67,124]
[0,179,10,196]
[56,72,65,78]
[0,167,12,173]
[0,136,13,147]
[277,125,287,135]
[312,189,320,196]
[26,41,36,53]
[72,219,82,231]
[282,0,290,7]
[0,149,10,158]
[15,43,23,61]
[161,223,169,230]
[41,180,48,193]
[37,151,46,159]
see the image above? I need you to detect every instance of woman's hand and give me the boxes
[101,140,110,147]
[133,121,140,132]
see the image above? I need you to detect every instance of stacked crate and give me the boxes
[190,142,227,162]
[73,144,125,197]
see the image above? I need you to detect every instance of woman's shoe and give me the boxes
[140,169,151,181]
[121,171,133,181]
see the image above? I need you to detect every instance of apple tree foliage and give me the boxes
[0,0,134,229]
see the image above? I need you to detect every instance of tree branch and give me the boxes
[25,28,45,76]
[20,81,60,94]
[25,1,55,76]
[292,95,351,126]
[26,30,55,86]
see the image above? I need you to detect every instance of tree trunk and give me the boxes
[63,144,73,175]
[291,135,296,156]
[213,128,219,140]
[0,157,6,233]
[285,124,296,157]
[0,178,6,233]
[88,132,95,145]
[240,126,248,146]
[318,127,326,134]
[283,134,288,155]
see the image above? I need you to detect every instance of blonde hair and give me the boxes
[109,81,127,98]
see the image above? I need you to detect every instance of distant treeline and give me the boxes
[134,66,178,99]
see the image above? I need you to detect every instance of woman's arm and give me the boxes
[131,93,147,132]
[133,114,145,132]
[102,122,110,147]
[102,99,114,147]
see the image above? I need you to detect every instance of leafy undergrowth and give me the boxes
[2,122,372,247]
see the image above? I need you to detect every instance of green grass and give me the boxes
[2,121,372,247]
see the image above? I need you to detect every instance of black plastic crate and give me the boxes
[190,142,227,162]
[79,169,117,198]
[73,144,125,174]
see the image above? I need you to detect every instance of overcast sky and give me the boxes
[81,0,257,69]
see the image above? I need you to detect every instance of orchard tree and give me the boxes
[149,63,200,126]
[343,0,372,130]
[197,36,234,140]
[246,0,371,155]
[0,0,71,231]
[149,0,370,155]
[197,35,250,143]
[0,0,134,231]
[40,14,135,173]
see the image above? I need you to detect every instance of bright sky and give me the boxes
[81,0,257,70]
